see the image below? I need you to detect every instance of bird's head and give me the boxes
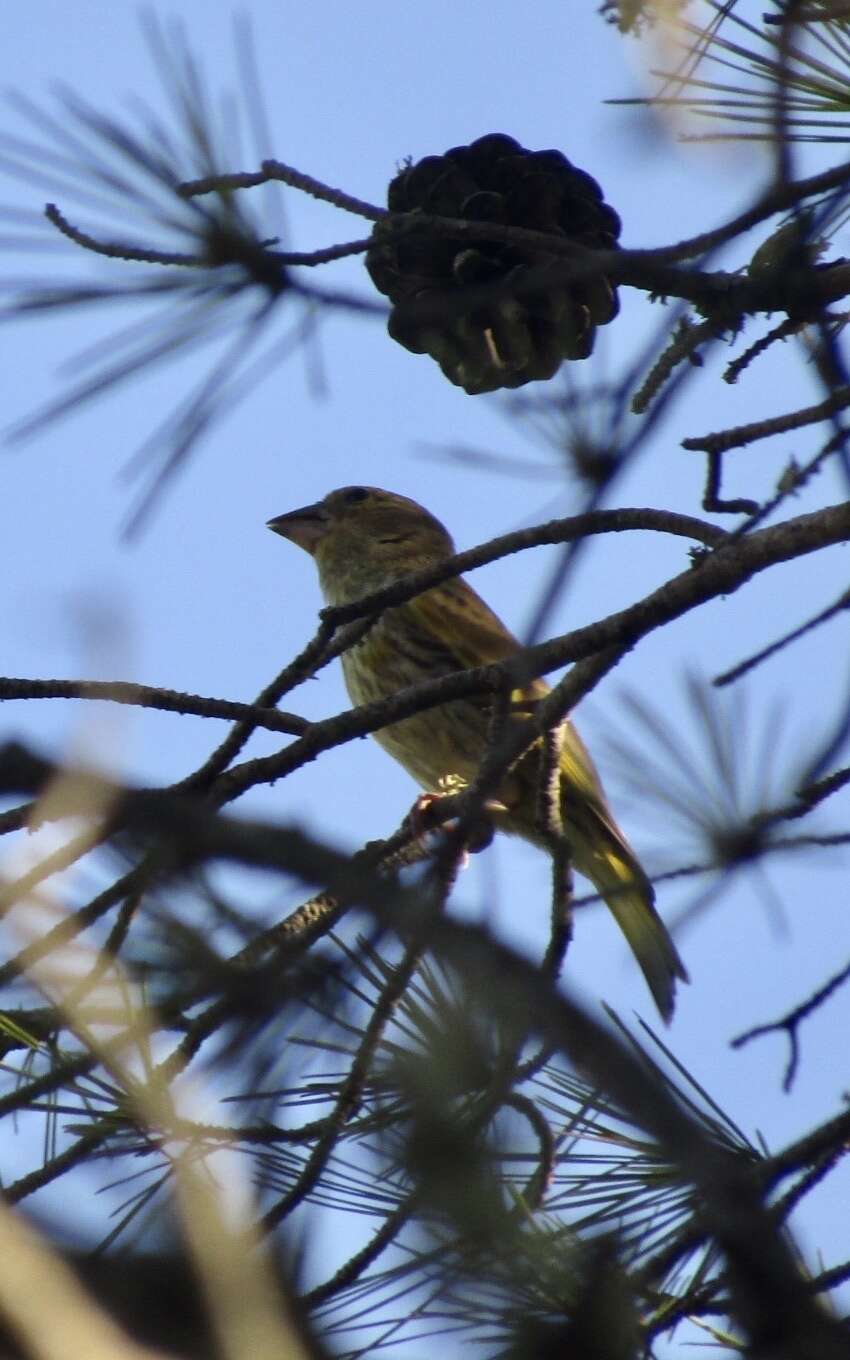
[267,486,455,603]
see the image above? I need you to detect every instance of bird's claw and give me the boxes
[404,785,504,862]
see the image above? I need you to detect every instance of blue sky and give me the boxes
[2,3,848,1351]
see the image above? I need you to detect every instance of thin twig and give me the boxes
[300,1194,420,1310]
[702,450,759,515]
[45,203,203,267]
[503,1092,556,1210]
[683,382,850,454]
[731,957,850,1090]
[179,160,386,223]
[715,585,850,686]
[0,676,308,736]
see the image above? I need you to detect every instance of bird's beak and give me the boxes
[267,501,328,555]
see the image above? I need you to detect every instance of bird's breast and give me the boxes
[340,612,491,790]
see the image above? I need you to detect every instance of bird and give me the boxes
[268,486,688,1020]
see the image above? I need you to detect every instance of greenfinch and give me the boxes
[268,486,687,1019]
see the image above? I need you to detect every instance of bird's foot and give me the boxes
[404,778,502,861]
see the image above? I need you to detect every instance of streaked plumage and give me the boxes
[268,486,687,1019]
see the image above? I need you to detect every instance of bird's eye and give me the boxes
[342,487,370,505]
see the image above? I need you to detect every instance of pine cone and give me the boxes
[366,133,621,394]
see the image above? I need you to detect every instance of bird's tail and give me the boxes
[574,820,688,1023]
[499,717,688,1019]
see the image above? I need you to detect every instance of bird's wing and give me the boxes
[419,582,630,808]
[413,576,554,718]
[410,578,524,668]
[558,711,613,811]
[408,578,688,1019]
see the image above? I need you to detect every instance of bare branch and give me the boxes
[732,957,850,1090]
